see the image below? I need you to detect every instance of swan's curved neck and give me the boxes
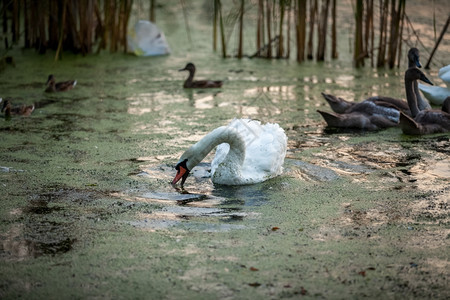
[405,73,420,118]
[414,79,431,111]
[184,126,246,170]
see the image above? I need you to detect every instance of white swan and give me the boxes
[172,119,287,186]
[418,64,450,105]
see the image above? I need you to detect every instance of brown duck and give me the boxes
[399,69,450,135]
[45,74,77,92]
[1,98,35,119]
[179,63,223,88]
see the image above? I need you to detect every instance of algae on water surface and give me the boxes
[1,1,449,299]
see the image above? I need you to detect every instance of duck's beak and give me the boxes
[172,165,189,186]
[178,67,187,72]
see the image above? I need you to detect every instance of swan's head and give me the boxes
[408,48,421,68]
[405,68,433,85]
[172,158,190,186]
[172,146,203,186]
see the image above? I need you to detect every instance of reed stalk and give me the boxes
[213,0,218,51]
[364,0,373,64]
[296,0,306,62]
[307,0,317,59]
[55,0,67,61]
[2,0,6,34]
[376,0,389,67]
[12,0,19,43]
[256,0,264,55]
[286,0,292,58]
[387,0,404,68]
[354,0,364,67]
[218,0,227,58]
[331,0,337,59]
[266,0,272,58]
[277,0,285,58]
[316,0,329,61]
[237,0,244,58]
[150,0,155,22]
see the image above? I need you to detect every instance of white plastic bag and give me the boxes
[127,20,171,56]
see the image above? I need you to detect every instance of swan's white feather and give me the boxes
[211,119,287,185]
[438,64,450,87]
[418,83,450,106]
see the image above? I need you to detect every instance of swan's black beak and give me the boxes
[172,159,190,186]
[414,57,421,68]
[420,73,433,86]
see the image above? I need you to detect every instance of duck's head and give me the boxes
[1,98,11,112]
[179,63,196,73]
[408,48,421,68]
[405,68,433,85]
[46,74,55,85]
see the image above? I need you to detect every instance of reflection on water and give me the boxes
[125,189,259,232]
[123,161,285,231]
[126,155,348,232]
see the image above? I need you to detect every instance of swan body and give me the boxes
[400,68,450,135]
[418,64,450,105]
[418,83,450,105]
[172,119,287,186]
[45,74,77,92]
[179,63,223,88]
[438,64,450,87]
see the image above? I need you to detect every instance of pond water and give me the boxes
[0,1,449,299]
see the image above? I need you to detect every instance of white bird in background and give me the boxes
[418,64,450,105]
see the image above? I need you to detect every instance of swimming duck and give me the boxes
[321,48,430,116]
[45,75,77,92]
[418,64,450,105]
[179,63,223,88]
[1,98,35,119]
[400,68,450,135]
[172,119,287,187]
